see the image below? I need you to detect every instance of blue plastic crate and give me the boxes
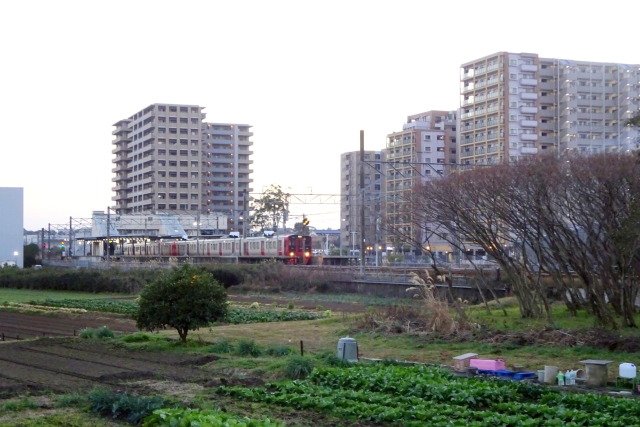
[496,370,515,378]
[513,372,536,380]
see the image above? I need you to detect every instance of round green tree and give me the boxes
[136,264,228,343]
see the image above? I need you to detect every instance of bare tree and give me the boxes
[405,153,640,327]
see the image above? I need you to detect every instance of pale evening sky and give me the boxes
[1,0,638,230]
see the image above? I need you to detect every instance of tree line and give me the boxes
[402,153,640,329]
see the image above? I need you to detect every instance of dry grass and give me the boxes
[162,316,353,355]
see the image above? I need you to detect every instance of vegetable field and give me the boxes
[219,364,640,426]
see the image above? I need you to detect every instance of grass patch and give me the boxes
[283,355,314,379]
[0,398,37,413]
[0,408,123,427]
[236,340,264,357]
[467,298,640,333]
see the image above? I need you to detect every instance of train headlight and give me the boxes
[289,252,295,256]
[305,251,310,257]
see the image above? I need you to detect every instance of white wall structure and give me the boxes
[0,187,24,268]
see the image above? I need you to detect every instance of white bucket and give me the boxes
[619,363,637,379]
[537,370,545,382]
[544,366,558,384]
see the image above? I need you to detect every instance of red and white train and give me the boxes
[121,234,313,265]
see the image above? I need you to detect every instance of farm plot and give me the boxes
[0,338,216,398]
[219,364,640,426]
[0,310,139,341]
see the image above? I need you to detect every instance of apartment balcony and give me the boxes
[539,95,556,104]
[112,127,131,136]
[520,64,538,72]
[462,69,475,79]
[520,120,538,127]
[112,164,132,173]
[520,134,538,141]
[539,81,555,91]
[520,106,538,114]
[520,147,538,154]
[520,78,538,86]
[112,145,132,155]
[462,83,475,93]
[520,93,538,100]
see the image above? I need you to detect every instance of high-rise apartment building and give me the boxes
[460,52,640,165]
[112,103,253,233]
[340,150,384,256]
[384,111,457,254]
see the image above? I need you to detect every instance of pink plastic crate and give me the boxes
[469,359,506,371]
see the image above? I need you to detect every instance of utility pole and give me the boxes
[243,189,248,237]
[106,207,111,268]
[69,216,73,258]
[359,130,365,271]
[41,228,45,262]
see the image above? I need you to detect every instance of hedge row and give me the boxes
[0,265,245,294]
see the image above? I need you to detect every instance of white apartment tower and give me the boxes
[112,103,253,233]
[460,52,640,165]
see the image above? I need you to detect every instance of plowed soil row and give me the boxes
[0,337,217,398]
[0,310,139,342]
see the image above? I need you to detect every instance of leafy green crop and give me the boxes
[34,299,324,324]
[143,408,284,426]
[217,364,639,426]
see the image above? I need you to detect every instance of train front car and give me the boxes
[284,234,312,265]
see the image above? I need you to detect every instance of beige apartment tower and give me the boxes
[112,103,253,233]
[340,150,384,256]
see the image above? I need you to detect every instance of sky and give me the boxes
[1,0,639,231]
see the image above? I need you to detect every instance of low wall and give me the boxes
[323,280,507,304]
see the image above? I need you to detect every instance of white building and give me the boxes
[0,187,24,268]
[460,52,640,165]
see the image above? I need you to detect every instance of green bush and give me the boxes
[79,326,114,339]
[266,345,292,357]
[136,264,228,344]
[283,355,314,379]
[315,352,353,368]
[236,339,263,357]
[56,392,85,408]
[209,339,234,354]
[87,388,167,425]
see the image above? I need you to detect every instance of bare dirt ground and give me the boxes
[0,336,218,398]
[0,295,366,400]
[0,310,139,342]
